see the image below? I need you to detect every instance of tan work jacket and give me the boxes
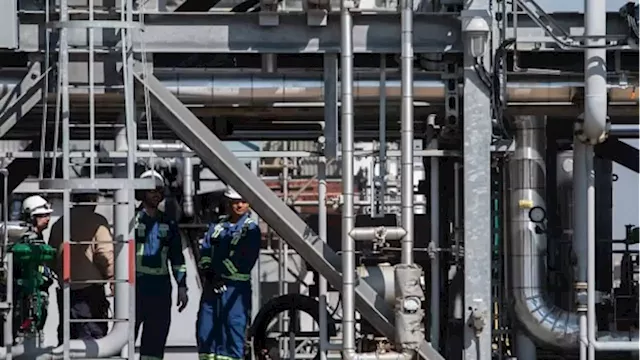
[48,208,115,290]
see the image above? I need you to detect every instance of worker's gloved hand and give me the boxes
[177,287,189,312]
[212,278,227,294]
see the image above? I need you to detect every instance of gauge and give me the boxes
[528,206,547,224]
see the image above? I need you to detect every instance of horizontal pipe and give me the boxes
[349,226,407,241]
[0,70,636,105]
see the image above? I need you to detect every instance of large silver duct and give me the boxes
[0,70,636,105]
[509,115,580,348]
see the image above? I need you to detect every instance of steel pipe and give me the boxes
[509,116,580,349]
[0,70,636,105]
[349,226,407,241]
[340,3,357,359]
[582,0,609,144]
[509,116,639,350]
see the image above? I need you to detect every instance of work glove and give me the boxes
[177,287,189,312]
[212,278,227,294]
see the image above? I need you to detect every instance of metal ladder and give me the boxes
[44,0,142,357]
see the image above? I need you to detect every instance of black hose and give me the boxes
[249,294,338,360]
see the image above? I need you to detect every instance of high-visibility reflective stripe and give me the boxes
[199,354,216,360]
[223,259,238,274]
[217,355,243,360]
[140,356,163,360]
[136,243,169,276]
[172,264,187,273]
[212,224,224,239]
[221,273,250,281]
[199,256,211,269]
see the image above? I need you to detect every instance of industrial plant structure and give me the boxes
[0,0,637,359]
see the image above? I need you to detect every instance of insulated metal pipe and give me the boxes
[582,0,609,143]
[399,0,414,266]
[0,71,636,105]
[509,116,639,350]
[340,2,357,358]
[509,116,580,348]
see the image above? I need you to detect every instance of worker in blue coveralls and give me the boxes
[135,169,189,360]
[196,186,261,360]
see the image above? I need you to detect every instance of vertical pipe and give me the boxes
[59,0,71,354]
[182,156,194,217]
[319,52,336,360]
[573,140,590,360]
[250,159,261,360]
[1,170,9,360]
[583,0,608,142]
[114,123,133,360]
[340,1,356,354]
[122,0,137,355]
[318,147,328,360]
[262,54,277,73]
[88,0,95,179]
[3,252,11,360]
[429,139,440,350]
[400,0,414,265]
[377,54,387,217]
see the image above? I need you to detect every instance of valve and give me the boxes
[469,307,487,337]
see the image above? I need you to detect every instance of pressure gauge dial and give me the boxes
[528,206,547,224]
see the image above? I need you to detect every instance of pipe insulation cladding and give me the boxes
[508,115,639,350]
[0,70,636,106]
[508,116,581,349]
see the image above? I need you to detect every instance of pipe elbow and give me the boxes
[581,94,610,144]
[44,322,129,358]
[512,293,580,349]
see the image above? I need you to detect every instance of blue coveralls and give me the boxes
[135,209,187,360]
[196,213,261,360]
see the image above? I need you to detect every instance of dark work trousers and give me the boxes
[196,282,252,360]
[135,291,172,359]
[56,285,109,346]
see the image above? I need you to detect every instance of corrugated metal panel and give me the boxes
[287,140,341,177]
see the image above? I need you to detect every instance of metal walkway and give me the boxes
[132,66,444,360]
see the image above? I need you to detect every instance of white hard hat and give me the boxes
[22,195,53,217]
[140,169,166,188]
[223,187,243,200]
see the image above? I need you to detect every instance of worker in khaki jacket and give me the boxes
[48,189,114,345]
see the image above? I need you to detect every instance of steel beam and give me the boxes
[0,62,48,138]
[507,12,637,50]
[132,66,445,360]
[18,12,461,53]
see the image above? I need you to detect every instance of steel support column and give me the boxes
[462,4,493,360]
